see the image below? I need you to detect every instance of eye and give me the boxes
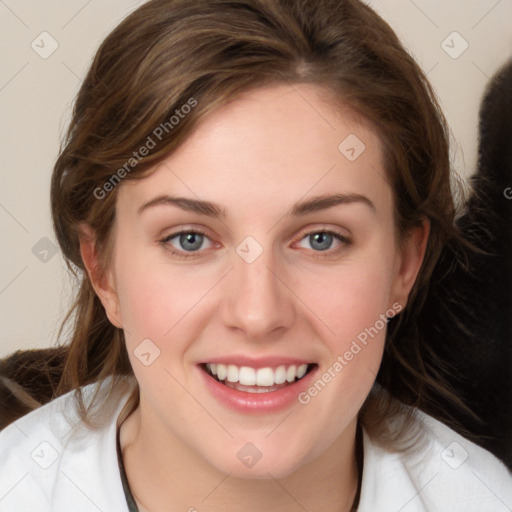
[161,230,214,255]
[295,230,350,254]
[159,228,349,259]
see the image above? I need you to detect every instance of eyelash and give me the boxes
[158,229,352,260]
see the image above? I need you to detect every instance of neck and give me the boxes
[119,403,361,512]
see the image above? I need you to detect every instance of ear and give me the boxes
[78,223,123,328]
[390,218,430,310]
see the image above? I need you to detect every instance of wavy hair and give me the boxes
[6,0,481,446]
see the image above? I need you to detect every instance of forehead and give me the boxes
[118,84,392,217]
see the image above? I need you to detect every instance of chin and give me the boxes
[202,435,316,480]
[219,456,306,480]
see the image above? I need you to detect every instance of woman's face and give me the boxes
[90,84,426,478]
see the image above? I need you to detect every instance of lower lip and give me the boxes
[198,365,318,413]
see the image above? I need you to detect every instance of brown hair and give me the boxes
[8,0,479,443]
[0,348,67,429]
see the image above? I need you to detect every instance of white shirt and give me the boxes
[0,378,511,511]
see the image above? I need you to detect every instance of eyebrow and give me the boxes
[137,193,375,217]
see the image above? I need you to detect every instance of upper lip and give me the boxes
[199,355,315,369]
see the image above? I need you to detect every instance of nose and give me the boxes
[220,245,295,340]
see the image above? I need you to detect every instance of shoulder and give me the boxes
[358,408,512,512]
[0,377,134,512]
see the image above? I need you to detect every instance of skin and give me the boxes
[81,84,428,512]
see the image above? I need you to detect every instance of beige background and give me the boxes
[1,0,511,357]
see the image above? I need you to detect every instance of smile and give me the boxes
[204,363,312,391]
[198,360,318,412]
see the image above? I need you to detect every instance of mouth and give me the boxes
[200,362,317,393]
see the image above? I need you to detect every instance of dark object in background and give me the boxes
[1,61,511,469]
[384,58,512,468]
[450,58,512,466]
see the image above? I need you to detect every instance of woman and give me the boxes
[0,0,510,510]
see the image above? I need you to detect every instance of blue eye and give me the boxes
[178,232,204,251]
[296,230,350,254]
[308,232,333,251]
[164,231,212,253]
[160,228,349,260]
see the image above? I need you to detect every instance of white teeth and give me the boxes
[274,365,287,384]
[244,387,271,393]
[286,365,297,382]
[256,367,274,386]
[216,364,227,381]
[297,364,308,379]
[205,363,311,386]
[239,366,256,386]
[226,365,238,383]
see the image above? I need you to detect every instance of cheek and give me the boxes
[292,246,397,405]
[113,246,219,355]
[297,254,396,344]
[113,257,213,399]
